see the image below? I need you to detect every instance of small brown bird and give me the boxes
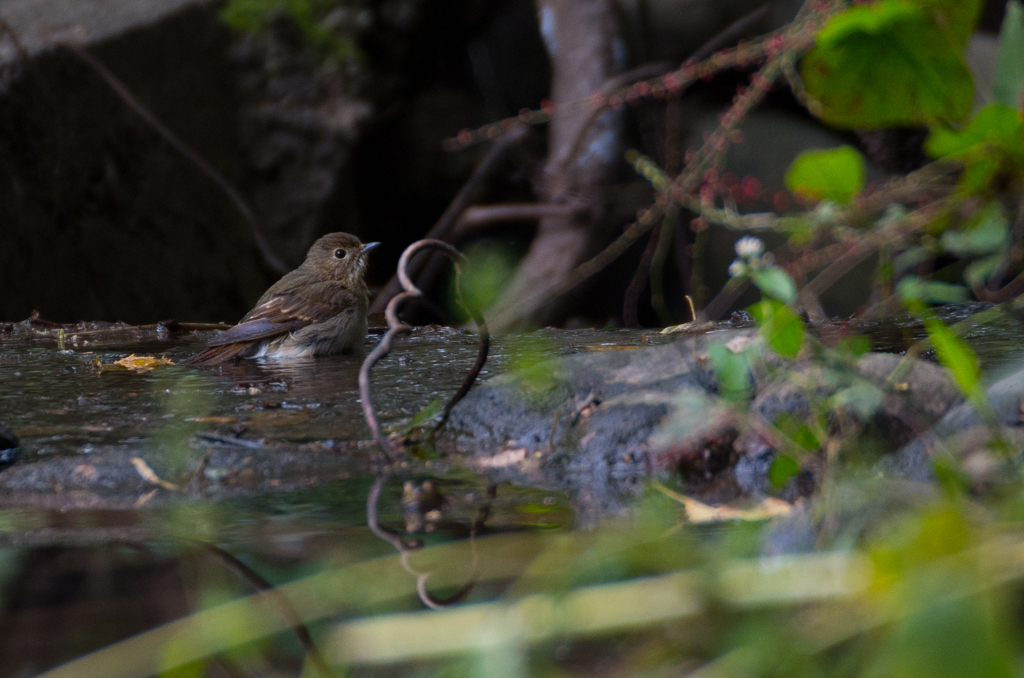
[188,233,380,366]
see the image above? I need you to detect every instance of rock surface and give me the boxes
[885,364,1024,483]
[443,329,966,518]
[0,0,210,66]
[444,331,741,519]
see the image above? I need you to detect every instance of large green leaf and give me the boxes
[785,146,865,204]
[994,0,1024,108]
[801,1,974,128]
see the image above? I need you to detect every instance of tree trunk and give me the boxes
[486,0,622,331]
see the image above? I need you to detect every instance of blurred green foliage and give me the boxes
[50,485,1024,678]
[801,0,980,128]
[221,0,360,62]
[151,371,214,479]
[994,0,1024,108]
[785,146,865,204]
[448,242,519,322]
[750,298,804,356]
[781,0,1024,321]
[504,334,564,404]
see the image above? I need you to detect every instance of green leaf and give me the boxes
[959,156,1002,193]
[409,399,442,428]
[774,413,820,452]
[768,455,801,488]
[450,242,518,319]
[830,380,885,419]
[834,335,872,358]
[708,343,751,402]
[925,105,1024,159]
[897,276,969,305]
[893,246,930,275]
[932,456,971,496]
[397,399,444,437]
[870,592,1014,678]
[994,0,1024,108]
[749,299,805,357]
[940,202,1010,256]
[801,1,974,128]
[784,146,865,204]
[749,267,797,304]
[965,254,1005,288]
[924,316,983,402]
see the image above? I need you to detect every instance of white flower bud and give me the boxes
[735,236,764,259]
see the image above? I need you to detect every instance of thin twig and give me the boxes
[461,22,781,153]
[67,44,290,275]
[797,283,829,327]
[370,126,529,314]
[976,268,1024,303]
[359,239,490,460]
[558,2,772,176]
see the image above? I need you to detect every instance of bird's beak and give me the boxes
[361,242,381,254]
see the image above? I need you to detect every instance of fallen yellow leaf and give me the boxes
[102,354,175,373]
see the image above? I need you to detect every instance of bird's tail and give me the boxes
[185,342,250,367]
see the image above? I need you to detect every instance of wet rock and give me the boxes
[733,353,964,497]
[884,362,1024,482]
[443,331,745,518]
[444,330,966,518]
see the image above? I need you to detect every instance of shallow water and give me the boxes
[0,325,673,462]
[1,307,1024,675]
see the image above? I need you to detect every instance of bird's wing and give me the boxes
[206,283,356,347]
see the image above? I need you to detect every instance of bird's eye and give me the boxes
[333,249,347,259]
